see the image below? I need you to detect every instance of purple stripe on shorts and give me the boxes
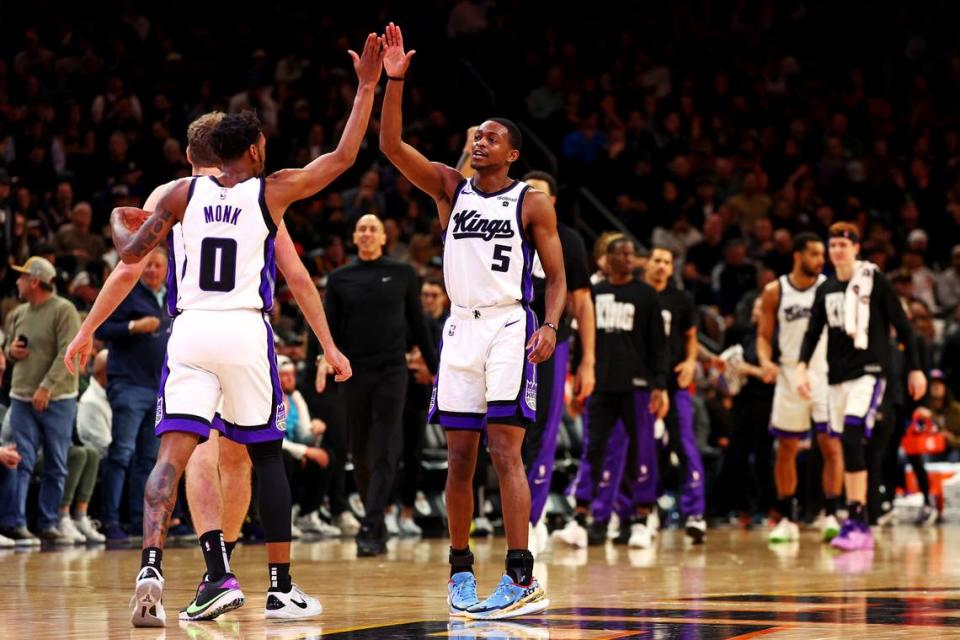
[769,425,812,440]
[258,235,276,312]
[220,418,284,444]
[439,413,484,430]
[263,318,283,432]
[155,416,211,439]
[165,232,179,317]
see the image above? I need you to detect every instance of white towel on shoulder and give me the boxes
[844,260,876,350]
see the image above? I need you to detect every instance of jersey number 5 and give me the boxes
[199,237,238,292]
[491,244,512,272]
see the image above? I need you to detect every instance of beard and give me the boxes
[800,264,819,278]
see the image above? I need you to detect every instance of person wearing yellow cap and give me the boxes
[0,256,81,546]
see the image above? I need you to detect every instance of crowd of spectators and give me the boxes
[1,2,960,541]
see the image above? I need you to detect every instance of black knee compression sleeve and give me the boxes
[842,422,867,472]
[247,439,292,543]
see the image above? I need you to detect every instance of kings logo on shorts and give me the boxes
[154,398,163,426]
[525,379,537,411]
[276,402,287,432]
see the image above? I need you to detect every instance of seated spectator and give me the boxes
[0,443,22,547]
[725,172,772,230]
[925,371,960,456]
[937,245,960,315]
[342,170,386,224]
[57,348,109,544]
[277,356,338,537]
[52,202,106,263]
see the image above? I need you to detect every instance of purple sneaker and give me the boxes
[829,520,874,551]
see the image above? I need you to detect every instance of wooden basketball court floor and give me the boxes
[4,525,960,639]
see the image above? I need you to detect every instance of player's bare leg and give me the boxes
[445,431,481,615]
[467,424,547,620]
[817,432,844,540]
[181,432,246,622]
[132,432,199,627]
[769,438,800,543]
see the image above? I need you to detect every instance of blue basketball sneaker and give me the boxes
[448,571,480,616]
[466,575,549,620]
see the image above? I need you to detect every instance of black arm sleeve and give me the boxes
[647,291,669,389]
[798,284,827,364]
[878,272,921,372]
[404,267,438,374]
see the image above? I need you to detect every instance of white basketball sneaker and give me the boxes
[130,566,166,627]
[264,583,323,621]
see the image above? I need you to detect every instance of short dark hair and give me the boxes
[651,244,675,258]
[792,231,822,254]
[422,277,446,292]
[489,117,522,151]
[522,170,556,196]
[607,236,633,254]
[209,111,262,162]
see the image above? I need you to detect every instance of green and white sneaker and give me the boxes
[179,573,245,621]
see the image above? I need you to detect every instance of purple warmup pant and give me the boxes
[526,340,570,524]
[668,389,705,517]
[572,390,657,522]
[572,389,705,520]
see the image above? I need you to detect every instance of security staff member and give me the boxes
[325,214,437,556]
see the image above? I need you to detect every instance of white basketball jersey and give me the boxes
[167,176,276,315]
[443,179,534,308]
[777,274,827,370]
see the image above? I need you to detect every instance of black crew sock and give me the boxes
[141,547,163,575]
[778,496,798,522]
[574,512,587,528]
[268,563,292,592]
[225,539,237,562]
[505,549,534,586]
[199,530,229,581]
[449,546,474,577]
[824,496,840,517]
[848,501,866,524]
[632,513,648,526]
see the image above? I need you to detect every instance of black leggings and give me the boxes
[248,439,292,543]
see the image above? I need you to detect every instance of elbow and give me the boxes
[379,133,399,156]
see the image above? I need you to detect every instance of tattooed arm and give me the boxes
[379,23,462,227]
[111,179,188,264]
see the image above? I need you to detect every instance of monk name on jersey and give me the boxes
[203,204,243,225]
[450,209,515,241]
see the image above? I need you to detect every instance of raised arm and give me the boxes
[275,222,351,382]
[266,34,383,217]
[111,179,189,264]
[525,189,566,363]
[378,22,463,227]
[756,279,781,383]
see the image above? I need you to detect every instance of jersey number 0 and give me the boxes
[199,237,238,292]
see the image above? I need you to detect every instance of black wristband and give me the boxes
[387,75,405,81]
[542,322,558,333]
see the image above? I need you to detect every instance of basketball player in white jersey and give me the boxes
[757,232,843,544]
[102,34,382,627]
[379,23,566,620]
[64,110,352,623]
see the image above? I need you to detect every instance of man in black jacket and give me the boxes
[325,213,438,556]
[576,237,668,549]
